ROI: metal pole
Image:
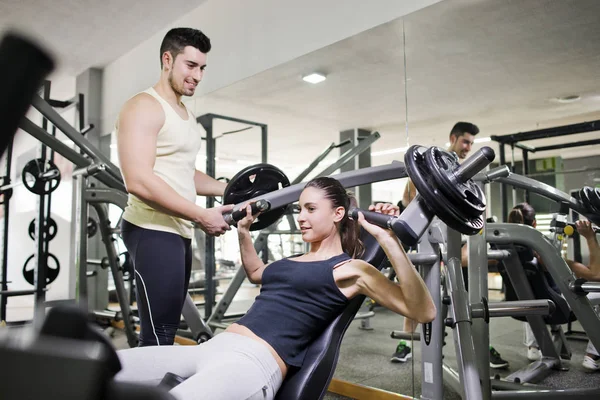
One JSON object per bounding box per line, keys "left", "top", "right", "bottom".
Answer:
{"left": 0, "top": 136, "right": 13, "bottom": 321}
{"left": 467, "top": 205, "right": 491, "bottom": 400}
{"left": 91, "top": 203, "right": 138, "bottom": 347}
{"left": 419, "top": 224, "right": 444, "bottom": 400}
{"left": 204, "top": 117, "right": 216, "bottom": 319}
{"left": 445, "top": 254, "right": 483, "bottom": 400}
{"left": 522, "top": 149, "right": 530, "bottom": 204}
{"left": 74, "top": 173, "right": 88, "bottom": 311}
{"left": 499, "top": 144, "right": 507, "bottom": 222}
{"left": 33, "top": 81, "right": 51, "bottom": 323}
{"left": 261, "top": 125, "right": 268, "bottom": 164}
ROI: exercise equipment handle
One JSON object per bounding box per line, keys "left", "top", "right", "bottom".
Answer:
{"left": 349, "top": 207, "right": 427, "bottom": 246}
{"left": 348, "top": 208, "right": 394, "bottom": 228}
{"left": 455, "top": 146, "right": 495, "bottom": 182}
{"left": 564, "top": 222, "right": 600, "bottom": 236}
{"left": 224, "top": 199, "right": 271, "bottom": 226}
{"left": 570, "top": 278, "right": 600, "bottom": 295}
{"left": 484, "top": 299, "right": 555, "bottom": 318}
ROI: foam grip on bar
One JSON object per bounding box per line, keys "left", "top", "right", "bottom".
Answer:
{"left": 0, "top": 32, "right": 54, "bottom": 157}
{"left": 225, "top": 199, "right": 271, "bottom": 225}
{"left": 349, "top": 208, "right": 393, "bottom": 228}
{"left": 349, "top": 208, "right": 421, "bottom": 245}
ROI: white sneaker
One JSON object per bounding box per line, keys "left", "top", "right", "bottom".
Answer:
{"left": 527, "top": 346, "right": 541, "bottom": 361}
{"left": 582, "top": 355, "right": 600, "bottom": 371}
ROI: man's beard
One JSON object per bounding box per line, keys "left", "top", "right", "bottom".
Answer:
{"left": 168, "top": 70, "right": 190, "bottom": 96}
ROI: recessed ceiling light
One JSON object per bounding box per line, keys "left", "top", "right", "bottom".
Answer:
{"left": 302, "top": 73, "right": 326, "bottom": 84}
{"left": 554, "top": 95, "right": 581, "bottom": 103}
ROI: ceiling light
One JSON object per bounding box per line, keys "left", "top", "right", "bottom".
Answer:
{"left": 302, "top": 73, "right": 326, "bottom": 84}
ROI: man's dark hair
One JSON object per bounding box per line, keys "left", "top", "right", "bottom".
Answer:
{"left": 159, "top": 28, "right": 211, "bottom": 68}
{"left": 449, "top": 122, "right": 479, "bottom": 139}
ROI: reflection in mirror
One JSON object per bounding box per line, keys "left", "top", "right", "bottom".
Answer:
{"left": 167, "top": 0, "right": 600, "bottom": 399}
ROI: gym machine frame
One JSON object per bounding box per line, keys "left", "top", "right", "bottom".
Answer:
{"left": 392, "top": 162, "right": 600, "bottom": 400}
{"left": 18, "top": 95, "right": 138, "bottom": 346}
{"left": 490, "top": 120, "right": 600, "bottom": 221}
{"left": 0, "top": 81, "right": 83, "bottom": 322}
{"left": 196, "top": 113, "right": 268, "bottom": 320}
{"left": 467, "top": 166, "right": 600, "bottom": 399}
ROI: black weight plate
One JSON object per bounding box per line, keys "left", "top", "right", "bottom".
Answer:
{"left": 224, "top": 163, "right": 291, "bottom": 231}
{"left": 585, "top": 187, "right": 600, "bottom": 214}
{"left": 87, "top": 217, "right": 98, "bottom": 238}
{"left": 405, "top": 145, "right": 484, "bottom": 235}
{"left": 22, "top": 253, "right": 60, "bottom": 285}
{"left": 579, "top": 187, "right": 596, "bottom": 213}
{"left": 28, "top": 217, "right": 58, "bottom": 241}
{"left": 22, "top": 158, "right": 61, "bottom": 195}
{"left": 424, "top": 147, "right": 486, "bottom": 218}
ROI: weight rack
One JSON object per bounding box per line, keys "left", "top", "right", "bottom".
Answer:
{"left": 0, "top": 80, "right": 81, "bottom": 322}
{"left": 11, "top": 88, "right": 138, "bottom": 346}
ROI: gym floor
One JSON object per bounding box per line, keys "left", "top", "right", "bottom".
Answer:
{"left": 108, "top": 276, "right": 600, "bottom": 399}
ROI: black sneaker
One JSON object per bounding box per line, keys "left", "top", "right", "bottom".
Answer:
{"left": 391, "top": 340, "right": 412, "bottom": 363}
{"left": 489, "top": 346, "right": 509, "bottom": 369}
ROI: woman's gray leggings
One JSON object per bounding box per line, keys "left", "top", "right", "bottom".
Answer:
{"left": 115, "top": 332, "right": 283, "bottom": 400}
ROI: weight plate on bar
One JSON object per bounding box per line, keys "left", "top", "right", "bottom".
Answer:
{"left": 22, "top": 158, "right": 61, "bottom": 195}
{"left": 22, "top": 253, "right": 60, "bottom": 285}
{"left": 28, "top": 217, "right": 58, "bottom": 241}
{"left": 586, "top": 187, "right": 600, "bottom": 213}
{"left": 404, "top": 145, "right": 484, "bottom": 235}
{"left": 224, "top": 163, "right": 291, "bottom": 231}
{"left": 579, "top": 187, "right": 599, "bottom": 214}
{"left": 87, "top": 217, "right": 98, "bottom": 238}
{"left": 424, "top": 147, "right": 486, "bottom": 218}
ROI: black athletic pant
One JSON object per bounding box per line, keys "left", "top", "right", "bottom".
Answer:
{"left": 121, "top": 219, "right": 192, "bottom": 346}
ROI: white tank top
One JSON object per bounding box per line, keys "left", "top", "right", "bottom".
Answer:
{"left": 120, "top": 87, "right": 202, "bottom": 238}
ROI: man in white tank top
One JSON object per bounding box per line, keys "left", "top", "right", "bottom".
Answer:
{"left": 116, "top": 28, "right": 233, "bottom": 346}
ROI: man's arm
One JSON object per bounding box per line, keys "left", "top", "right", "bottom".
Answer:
{"left": 402, "top": 179, "right": 417, "bottom": 207}
{"left": 194, "top": 170, "right": 227, "bottom": 197}
{"left": 117, "top": 94, "right": 231, "bottom": 235}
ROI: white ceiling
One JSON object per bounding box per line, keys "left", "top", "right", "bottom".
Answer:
{"left": 0, "top": 0, "right": 207, "bottom": 77}
{"left": 189, "top": 0, "right": 600, "bottom": 178}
